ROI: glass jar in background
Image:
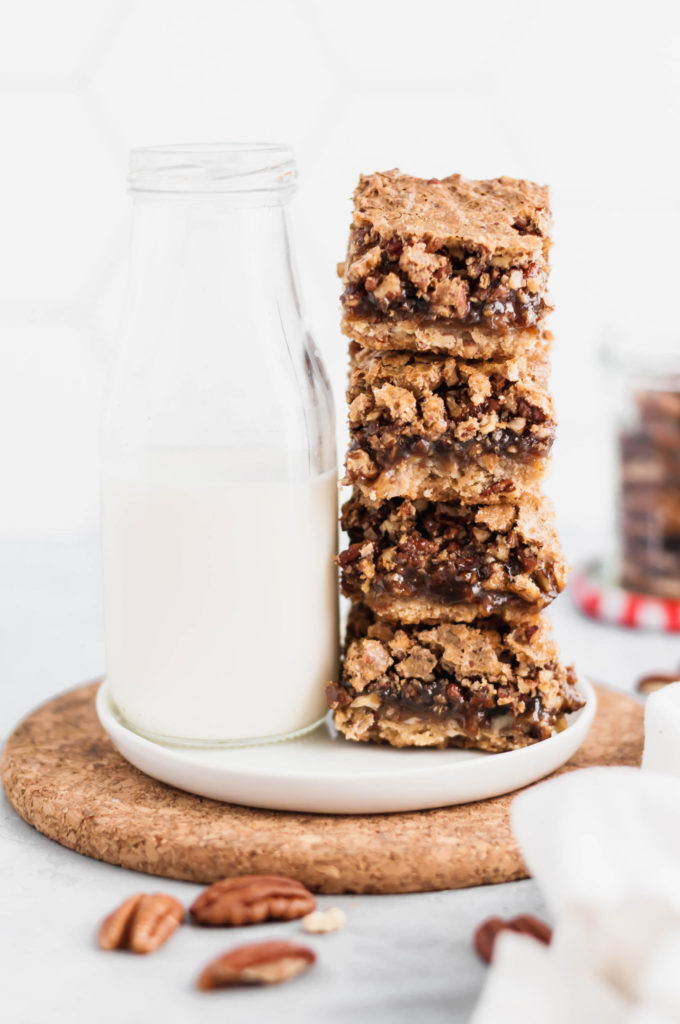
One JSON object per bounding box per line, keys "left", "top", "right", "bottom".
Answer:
{"left": 101, "top": 144, "right": 338, "bottom": 746}
{"left": 604, "top": 339, "right": 680, "bottom": 600}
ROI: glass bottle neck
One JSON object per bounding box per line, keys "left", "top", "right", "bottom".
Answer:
{"left": 103, "top": 186, "right": 335, "bottom": 480}
{"left": 127, "top": 193, "right": 303, "bottom": 331}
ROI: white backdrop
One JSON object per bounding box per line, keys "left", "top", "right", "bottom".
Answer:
{"left": 1, "top": 0, "right": 679, "bottom": 546}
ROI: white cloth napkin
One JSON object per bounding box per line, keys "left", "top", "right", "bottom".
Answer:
{"left": 643, "top": 682, "right": 680, "bottom": 777}
{"left": 471, "top": 683, "right": 680, "bottom": 1024}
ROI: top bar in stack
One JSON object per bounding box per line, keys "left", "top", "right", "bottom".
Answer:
{"left": 340, "top": 170, "right": 552, "bottom": 358}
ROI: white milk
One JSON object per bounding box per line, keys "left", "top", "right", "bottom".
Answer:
{"left": 101, "top": 451, "right": 338, "bottom": 743}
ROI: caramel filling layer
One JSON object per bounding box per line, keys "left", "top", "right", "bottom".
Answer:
{"left": 343, "top": 231, "right": 549, "bottom": 330}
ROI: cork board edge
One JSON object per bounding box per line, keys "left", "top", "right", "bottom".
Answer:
{"left": 1, "top": 681, "right": 642, "bottom": 894}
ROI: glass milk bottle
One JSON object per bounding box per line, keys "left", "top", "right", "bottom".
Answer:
{"left": 101, "top": 144, "right": 338, "bottom": 745}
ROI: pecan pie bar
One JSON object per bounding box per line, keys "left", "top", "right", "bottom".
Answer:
{"left": 340, "top": 170, "right": 552, "bottom": 353}
{"left": 344, "top": 344, "right": 555, "bottom": 505}
{"left": 327, "top": 611, "right": 582, "bottom": 752}
{"left": 339, "top": 494, "right": 566, "bottom": 623}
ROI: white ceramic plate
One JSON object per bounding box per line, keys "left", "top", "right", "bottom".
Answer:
{"left": 96, "top": 676, "right": 596, "bottom": 815}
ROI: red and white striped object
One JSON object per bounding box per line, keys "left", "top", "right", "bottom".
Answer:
{"left": 571, "top": 562, "right": 680, "bottom": 633}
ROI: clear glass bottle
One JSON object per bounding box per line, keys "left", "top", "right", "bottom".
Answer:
{"left": 101, "top": 144, "right": 338, "bottom": 745}
{"left": 604, "top": 337, "right": 680, "bottom": 600}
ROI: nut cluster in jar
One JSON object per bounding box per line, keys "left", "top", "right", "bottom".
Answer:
{"left": 618, "top": 382, "right": 680, "bottom": 600}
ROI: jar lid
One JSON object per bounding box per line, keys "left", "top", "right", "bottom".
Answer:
{"left": 601, "top": 330, "right": 680, "bottom": 380}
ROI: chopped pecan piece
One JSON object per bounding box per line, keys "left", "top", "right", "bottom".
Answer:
{"left": 302, "top": 907, "right": 347, "bottom": 933}
{"left": 197, "top": 940, "right": 316, "bottom": 989}
{"left": 347, "top": 244, "right": 381, "bottom": 283}
{"left": 98, "top": 892, "right": 184, "bottom": 954}
{"left": 398, "top": 241, "right": 449, "bottom": 293}
{"left": 190, "top": 874, "right": 316, "bottom": 927}
{"left": 474, "top": 913, "right": 552, "bottom": 964}
{"left": 372, "top": 272, "right": 402, "bottom": 308}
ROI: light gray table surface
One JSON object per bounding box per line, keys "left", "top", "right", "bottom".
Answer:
{"left": 1, "top": 532, "right": 674, "bottom": 1024}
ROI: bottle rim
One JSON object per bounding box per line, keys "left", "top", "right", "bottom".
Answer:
{"left": 127, "top": 142, "right": 297, "bottom": 196}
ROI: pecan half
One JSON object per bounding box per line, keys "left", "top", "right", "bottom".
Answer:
{"left": 190, "top": 874, "right": 316, "bottom": 927}
{"left": 636, "top": 671, "right": 680, "bottom": 695}
{"left": 474, "top": 914, "right": 552, "bottom": 964}
{"left": 98, "top": 892, "right": 184, "bottom": 953}
{"left": 197, "top": 940, "right": 316, "bottom": 989}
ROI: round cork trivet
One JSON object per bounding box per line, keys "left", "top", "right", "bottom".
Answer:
{"left": 1, "top": 682, "right": 642, "bottom": 894}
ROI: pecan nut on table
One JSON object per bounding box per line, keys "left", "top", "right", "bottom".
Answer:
{"left": 197, "top": 940, "right": 317, "bottom": 990}
{"left": 190, "top": 874, "right": 317, "bottom": 927}
{"left": 98, "top": 892, "right": 184, "bottom": 954}
{"left": 474, "top": 913, "right": 552, "bottom": 964}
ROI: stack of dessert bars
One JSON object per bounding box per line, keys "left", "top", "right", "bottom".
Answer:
{"left": 327, "top": 170, "right": 583, "bottom": 752}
